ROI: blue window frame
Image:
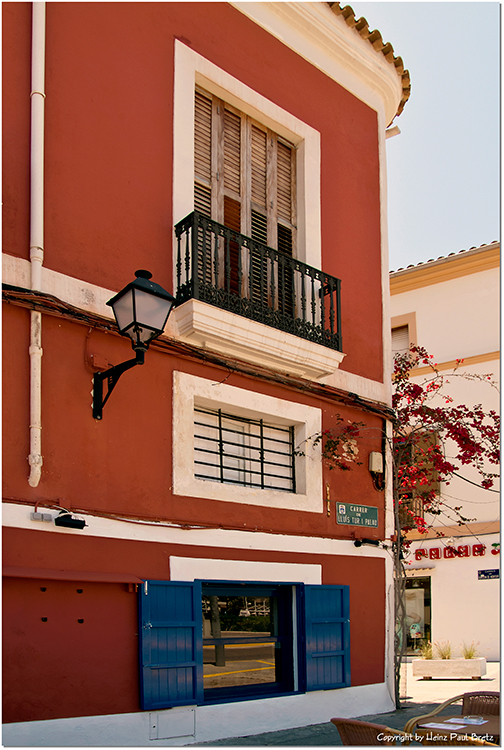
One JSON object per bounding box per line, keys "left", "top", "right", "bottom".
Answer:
{"left": 139, "top": 580, "right": 350, "bottom": 709}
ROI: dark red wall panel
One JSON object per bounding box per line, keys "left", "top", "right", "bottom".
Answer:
{"left": 2, "top": 2, "right": 31, "bottom": 261}
{"left": 2, "top": 576, "right": 139, "bottom": 723}
{"left": 3, "top": 527, "right": 386, "bottom": 722}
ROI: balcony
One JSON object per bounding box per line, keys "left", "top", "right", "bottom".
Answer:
{"left": 172, "top": 212, "right": 345, "bottom": 378}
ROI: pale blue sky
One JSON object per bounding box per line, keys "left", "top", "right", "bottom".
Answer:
{"left": 349, "top": 2, "right": 500, "bottom": 271}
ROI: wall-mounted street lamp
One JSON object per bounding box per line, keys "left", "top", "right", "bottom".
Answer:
{"left": 92, "top": 270, "right": 175, "bottom": 420}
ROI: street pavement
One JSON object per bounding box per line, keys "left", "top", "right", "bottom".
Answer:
{"left": 195, "top": 662, "right": 500, "bottom": 745}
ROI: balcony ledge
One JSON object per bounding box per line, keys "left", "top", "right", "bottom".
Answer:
{"left": 171, "top": 298, "right": 346, "bottom": 379}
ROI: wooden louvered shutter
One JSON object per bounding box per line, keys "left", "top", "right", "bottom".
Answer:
{"left": 194, "top": 89, "right": 212, "bottom": 217}
{"left": 416, "top": 432, "right": 440, "bottom": 496}
{"left": 193, "top": 87, "right": 297, "bottom": 308}
{"left": 223, "top": 107, "right": 241, "bottom": 198}
{"left": 193, "top": 90, "right": 214, "bottom": 289}
{"left": 222, "top": 106, "right": 242, "bottom": 295}
{"left": 248, "top": 125, "right": 268, "bottom": 306}
{"left": 250, "top": 125, "right": 268, "bottom": 244}
{"left": 277, "top": 140, "right": 294, "bottom": 256}
{"left": 276, "top": 140, "right": 295, "bottom": 315}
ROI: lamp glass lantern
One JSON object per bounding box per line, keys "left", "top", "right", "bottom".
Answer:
{"left": 92, "top": 270, "right": 176, "bottom": 419}
{"left": 107, "top": 269, "right": 175, "bottom": 352}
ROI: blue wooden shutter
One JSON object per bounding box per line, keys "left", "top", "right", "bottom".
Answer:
{"left": 304, "top": 584, "right": 350, "bottom": 690}
{"left": 139, "top": 581, "right": 203, "bottom": 710}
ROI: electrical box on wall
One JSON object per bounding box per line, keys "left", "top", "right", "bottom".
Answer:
{"left": 54, "top": 512, "right": 86, "bottom": 530}
{"left": 369, "top": 451, "right": 383, "bottom": 473}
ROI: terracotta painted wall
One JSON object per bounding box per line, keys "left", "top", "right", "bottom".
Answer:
{"left": 4, "top": 2, "right": 390, "bottom": 727}
{"left": 3, "top": 309, "right": 386, "bottom": 539}
{"left": 1, "top": 2, "right": 31, "bottom": 262}
{"left": 3, "top": 527, "right": 386, "bottom": 723}
{"left": 2, "top": 575, "right": 140, "bottom": 723}
{"left": 2, "top": 1, "right": 383, "bottom": 381}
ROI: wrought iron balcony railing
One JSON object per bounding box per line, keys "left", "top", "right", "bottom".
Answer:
{"left": 175, "top": 212, "right": 342, "bottom": 352}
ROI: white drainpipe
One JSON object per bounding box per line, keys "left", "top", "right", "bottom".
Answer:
{"left": 28, "top": 2, "right": 46, "bottom": 487}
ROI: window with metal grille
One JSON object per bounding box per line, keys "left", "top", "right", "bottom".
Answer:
{"left": 194, "top": 407, "right": 296, "bottom": 492}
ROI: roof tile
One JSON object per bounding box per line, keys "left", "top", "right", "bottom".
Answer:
{"left": 327, "top": 2, "right": 411, "bottom": 121}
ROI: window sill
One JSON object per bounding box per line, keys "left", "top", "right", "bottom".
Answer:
{"left": 171, "top": 298, "right": 346, "bottom": 379}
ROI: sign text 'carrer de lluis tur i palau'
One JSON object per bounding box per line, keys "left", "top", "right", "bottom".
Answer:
{"left": 336, "top": 502, "right": 378, "bottom": 528}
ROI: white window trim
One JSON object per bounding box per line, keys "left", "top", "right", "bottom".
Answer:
{"left": 172, "top": 371, "right": 323, "bottom": 512}
{"left": 173, "top": 40, "right": 321, "bottom": 272}
{"left": 169, "top": 556, "right": 322, "bottom": 584}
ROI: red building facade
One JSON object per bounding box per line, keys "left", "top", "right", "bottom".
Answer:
{"left": 3, "top": 2, "right": 408, "bottom": 744}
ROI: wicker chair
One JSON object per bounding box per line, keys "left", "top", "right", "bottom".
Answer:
{"left": 404, "top": 691, "right": 500, "bottom": 735}
{"left": 330, "top": 718, "right": 408, "bottom": 745}
{"left": 462, "top": 692, "right": 500, "bottom": 716}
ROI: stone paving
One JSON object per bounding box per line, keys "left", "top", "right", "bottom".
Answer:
{"left": 194, "top": 662, "right": 500, "bottom": 745}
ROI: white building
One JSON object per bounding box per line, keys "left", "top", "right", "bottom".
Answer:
{"left": 390, "top": 242, "right": 500, "bottom": 661}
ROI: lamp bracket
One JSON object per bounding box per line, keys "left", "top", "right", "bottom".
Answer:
{"left": 93, "top": 349, "right": 144, "bottom": 420}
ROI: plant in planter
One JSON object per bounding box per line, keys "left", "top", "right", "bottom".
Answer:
{"left": 413, "top": 638, "right": 486, "bottom": 680}
{"left": 418, "top": 640, "right": 433, "bottom": 659}
{"left": 461, "top": 641, "right": 480, "bottom": 659}
{"left": 434, "top": 640, "right": 452, "bottom": 659}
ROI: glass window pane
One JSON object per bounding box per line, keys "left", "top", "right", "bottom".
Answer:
{"left": 203, "top": 642, "right": 277, "bottom": 690}
{"left": 202, "top": 594, "right": 280, "bottom": 692}
{"left": 133, "top": 289, "right": 172, "bottom": 331}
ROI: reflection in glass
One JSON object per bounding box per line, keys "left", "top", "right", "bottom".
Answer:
{"left": 202, "top": 595, "right": 280, "bottom": 692}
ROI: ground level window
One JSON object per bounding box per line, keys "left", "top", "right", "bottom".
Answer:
{"left": 138, "top": 580, "right": 350, "bottom": 710}
{"left": 202, "top": 583, "right": 294, "bottom": 699}
{"left": 405, "top": 577, "right": 431, "bottom": 654}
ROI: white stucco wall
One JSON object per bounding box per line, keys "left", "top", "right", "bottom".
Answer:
{"left": 2, "top": 681, "right": 395, "bottom": 746}
{"left": 391, "top": 250, "right": 500, "bottom": 662}
{"left": 407, "top": 533, "right": 500, "bottom": 661}
{"left": 391, "top": 266, "right": 499, "bottom": 362}
{"left": 390, "top": 259, "right": 500, "bottom": 527}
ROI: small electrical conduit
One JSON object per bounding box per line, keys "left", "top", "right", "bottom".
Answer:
{"left": 28, "top": 2, "right": 46, "bottom": 487}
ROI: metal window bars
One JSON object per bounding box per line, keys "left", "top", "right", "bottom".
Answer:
{"left": 194, "top": 407, "right": 296, "bottom": 493}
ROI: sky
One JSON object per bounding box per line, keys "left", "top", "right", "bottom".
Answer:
{"left": 348, "top": 2, "right": 500, "bottom": 271}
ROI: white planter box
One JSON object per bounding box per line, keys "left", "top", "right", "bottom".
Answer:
{"left": 412, "top": 657, "right": 487, "bottom": 680}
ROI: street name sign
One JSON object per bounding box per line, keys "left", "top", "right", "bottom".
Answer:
{"left": 336, "top": 502, "right": 378, "bottom": 527}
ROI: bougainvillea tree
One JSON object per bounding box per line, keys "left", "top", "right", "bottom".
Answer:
{"left": 306, "top": 345, "right": 500, "bottom": 704}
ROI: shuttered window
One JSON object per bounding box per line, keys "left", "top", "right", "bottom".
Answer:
{"left": 398, "top": 432, "right": 440, "bottom": 528}
{"left": 194, "top": 87, "right": 296, "bottom": 255}
{"left": 139, "top": 581, "right": 351, "bottom": 709}
{"left": 392, "top": 325, "right": 410, "bottom": 358}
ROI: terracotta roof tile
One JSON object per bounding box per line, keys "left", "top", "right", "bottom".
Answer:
{"left": 390, "top": 241, "right": 500, "bottom": 275}
{"left": 327, "top": 2, "right": 411, "bottom": 120}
